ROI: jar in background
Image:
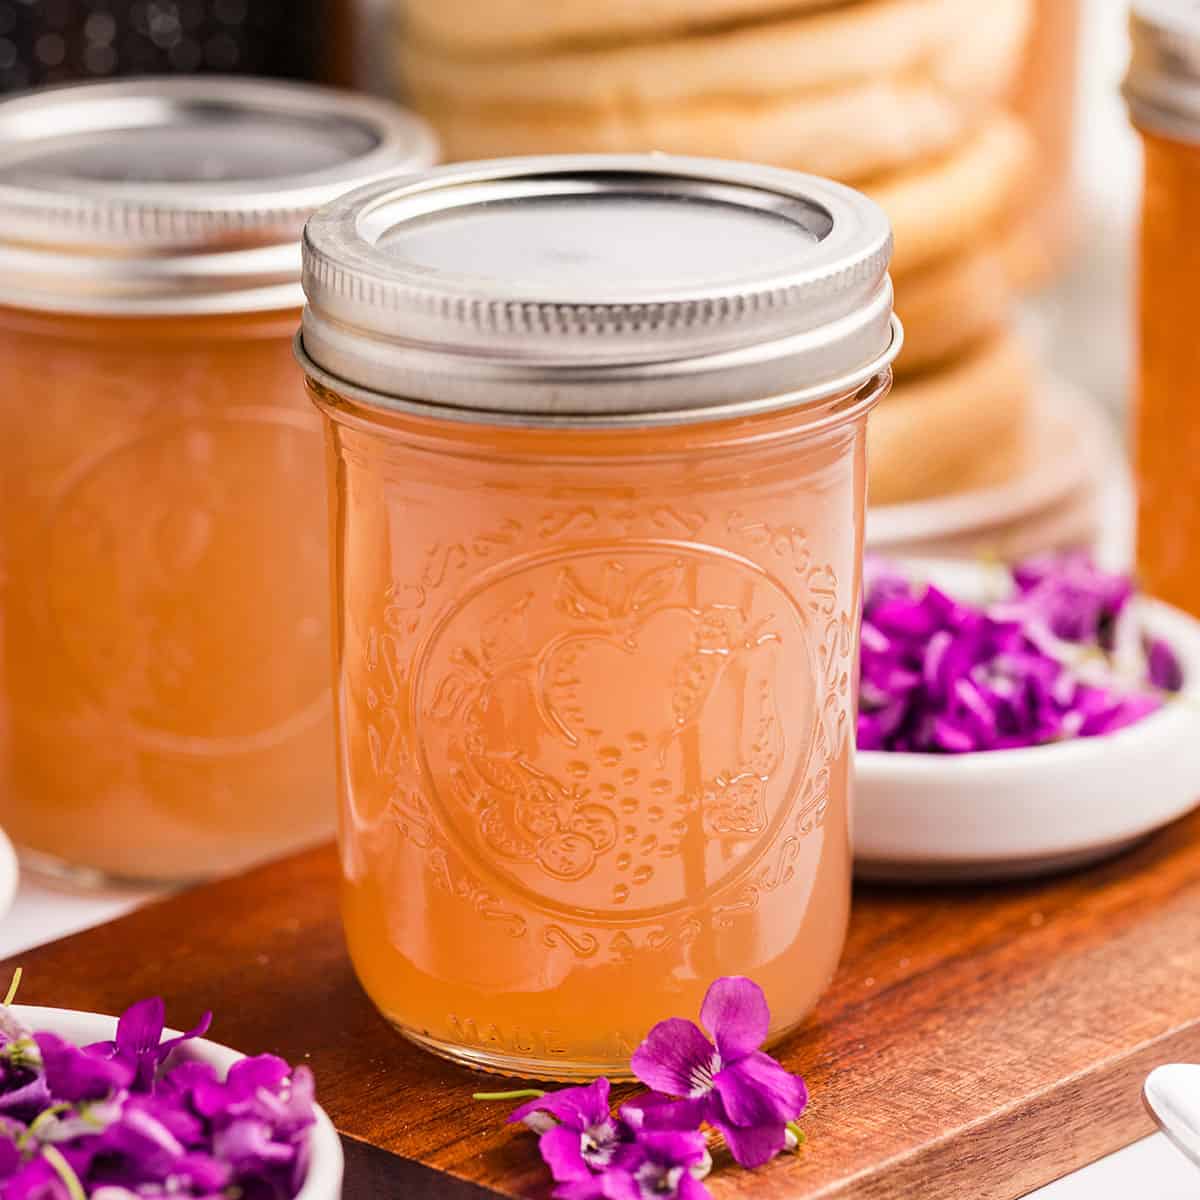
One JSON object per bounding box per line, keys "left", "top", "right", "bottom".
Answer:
{"left": 0, "top": 78, "right": 436, "bottom": 884}
{"left": 1008, "top": 0, "right": 1081, "bottom": 287}
{"left": 1125, "top": 5, "right": 1200, "bottom": 616}
{"left": 299, "top": 156, "right": 900, "bottom": 1077}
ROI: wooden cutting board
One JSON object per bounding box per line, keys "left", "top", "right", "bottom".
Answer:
{"left": 7, "top": 813, "right": 1200, "bottom": 1200}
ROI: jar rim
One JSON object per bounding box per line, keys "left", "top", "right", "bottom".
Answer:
{"left": 1125, "top": 2, "right": 1200, "bottom": 141}
{"left": 296, "top": 322, "right": 900, "bottom": 433}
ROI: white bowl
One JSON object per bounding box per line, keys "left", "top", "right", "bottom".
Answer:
{"left": 854, "top": 561, "right": 1200, "bottom": 881}
{"left": 0, "top": 826, "right": 16, "bottom": 922}
{"left": 11, "top": 1005, "right": 343, "bottom": 1199}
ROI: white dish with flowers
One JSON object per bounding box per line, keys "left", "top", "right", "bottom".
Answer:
{"left": 5, "top": 1004, "right": 343, "bottom": 1199}
{"left": 854, "top": 558, "right": 1200, "bottom": 881}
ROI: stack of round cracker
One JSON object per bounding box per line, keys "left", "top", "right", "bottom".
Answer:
{"left": 399, "top": 0, "right": 1049, "bottom": 510}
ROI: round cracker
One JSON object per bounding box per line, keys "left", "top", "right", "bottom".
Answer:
{"left": 415, "top": 80, "right": 1012, "bottom": 183}
{"left": 893, "top": 240, "right": 1014, "bottom": 378}
{"left": 404, "top": 0, "right": 1031, "bottom": 183}
{"left": 866, "top": 115, "right": 1033, "bottom": 275}
{"left": 869, "top": 332, "right": 1033, "bottom": 505}
{"left": 403, "top": 0, "right": 857, "bottom": 56}
{"left": 402, "top": 0, "right": 964, "bottom": 108}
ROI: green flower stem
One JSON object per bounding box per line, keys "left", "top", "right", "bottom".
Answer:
{"left": 3, "top": 967, "right": 22, "bottom": 1006}
{"left": 472, "top": 1089, "right": 547, "bottom": 1102}
{"left": 20, "top": 1104, "right": 70, "bottom": 1149}
{"left": 79, "top": 1102, "right": 108, "bottom": 1130}
{"left": 786, "top": 1121, "right": 807, "bottom": 1148}
{"left": 43, "top": 1145, "right": 87, "bottom": 1200}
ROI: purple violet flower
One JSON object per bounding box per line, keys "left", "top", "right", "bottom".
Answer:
{"left": 212, "top": 1117, "right": 297, "bottom": 1169}
{"left": 4, "top": 1143, "right": 95, "bottom": 1200}
{"left": 0, "top": 1117, "right": 22, "bottom": 1179}
{"left": 35, "top": 1033, "right": 134, "bottom": 1104}
{"left": 0, "top": 1073, "right": 50, "bottom": 1123}
{"left": 1011, "top": 551, "right": 1133, "bottom": 646}
{"left": 85, "top": 998, "right": 212, "bottom": 1092}
{"left": 509, "top": 1079, "right": 627, "bottom": 1182}
{"left": 553, "top": 1130, "right": 712, "bottom": 1200}
{"left": 630, "top": 977, "right": 807, "bottom": 1169}
{"left": 0, "top": 993, "right": 316, "bottom": 1200}
{"left": 3, "top": 1155, "right": 62, "bottom": 1200}
{"left": 1147, "top": 636, "right": 1185, "bottom": 692}
{"left": 858, "top": 554, "right": 1179, "bottom": 754}
{"left": 0, "top": 1007, "right": 49, "bottom": 1125}
{"left": 192, "top": 1054, "right": 315, "bottom": 1143}
{"left": 92, "top": 1102, "right": 191, "bottom": 1186}
{"left": 619, "top": 1092, "right": 705, "bottom": 1134}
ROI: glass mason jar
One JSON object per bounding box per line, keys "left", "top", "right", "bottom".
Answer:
{"left": 1008, "top": 0, "right": 1081, "bottom": 287}
{"left": 0, "top": 79, "right": 436, "bottom": 885}
{"left": 298, "top": 156, "right": 901, "bottom": 1077}
{"left": 1125, "top": 5, "right": 1200, "bottom": 616}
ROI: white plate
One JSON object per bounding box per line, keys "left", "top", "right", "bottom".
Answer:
{"left": 854, "top": 561, "right": 1200, "bottom": 882}
{"left": 867, "top": 375, "right": 1121, "bottom": 560}
{"left": 0, "top": 827, "right": 16, "bottom": 923}
{"left": 11, "top": 1005, "right": 343, "bottom": 1200}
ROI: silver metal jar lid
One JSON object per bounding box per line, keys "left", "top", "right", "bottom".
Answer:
{"left": 1125, "top": 2, "right": 1200, "bottom": 140}
{"left": 299, "top": 154, "right": 899, "bottom": 422}
{"left": 0, "top": 77, "right": 438, "bottom": 315}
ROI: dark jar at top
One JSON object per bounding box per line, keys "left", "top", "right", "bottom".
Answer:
{"left": 0, "top": 1, "right": 351, "bottom": 93}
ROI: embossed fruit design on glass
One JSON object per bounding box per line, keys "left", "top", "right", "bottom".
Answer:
{"left": 1126, "top": 4, "right": 1200, "bottom": 617}
{"left": 299, "top": 155, "right": 900, "bottom": 1076}
{"left": 0, "top": 79, "right": 435, "bottom": 884}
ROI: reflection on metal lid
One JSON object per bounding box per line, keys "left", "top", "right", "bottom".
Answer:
{"left": 301, "top": 154, "right": 899, "bottom": 420}
{"left": 0, "top": 77, "right": 438, "bottom": 313}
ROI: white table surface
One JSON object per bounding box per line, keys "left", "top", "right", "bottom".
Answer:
{"left": 2, "top": 0, "right": 1197, "bottom": 1194}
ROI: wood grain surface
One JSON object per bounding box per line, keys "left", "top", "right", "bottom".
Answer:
{"left": 6, "top": 813, "right": 1200, "bottom": 1199}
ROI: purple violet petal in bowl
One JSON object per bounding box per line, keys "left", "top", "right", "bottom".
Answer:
{"left": 858, "top": 554, "right": 1181, "bottom": 755}
{"left": 1148, "top": 636, "right": 1185, "bottom": 691}
{"left": 36, "top": 1032, "right": 134, "bottom": 1103}
{"left": 8, "top": 1004, "right": 336, "bottom": 1200}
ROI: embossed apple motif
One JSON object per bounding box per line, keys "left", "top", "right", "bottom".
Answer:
{"left": 539, "top": 560, "right": 780, "bottom": 763}
{"left": 416, "top": 544, "right": 814, "bottom": 916}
